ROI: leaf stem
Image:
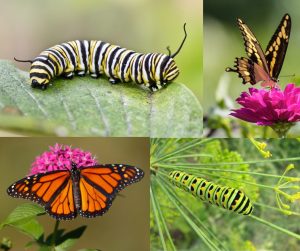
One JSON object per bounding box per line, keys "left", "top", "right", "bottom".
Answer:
{"left": 51, "top": 220, "right": 60, "bottom": 248}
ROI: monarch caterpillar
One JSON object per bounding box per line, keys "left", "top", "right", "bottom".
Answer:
{"left": 169, "top": 171, "right": 253, "bottom": 215}
{"left": 14, "top": 24, "right": 187, "bottom": 92}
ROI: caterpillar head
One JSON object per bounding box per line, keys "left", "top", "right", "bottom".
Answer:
{"left": 14, "top": 57, "right": 50, "bottom": 90}
{"left": 29, "top": 59, "right": 51, "bottom": 90}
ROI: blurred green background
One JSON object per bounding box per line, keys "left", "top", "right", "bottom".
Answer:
{"left": 0, "top": 138, "right": 149, "bottom": 251}
{"left": 0, "top": 0, "right": 202, "bottom": 101}
{"left": 204, "top": 0, "right": 299, "bottom": 114}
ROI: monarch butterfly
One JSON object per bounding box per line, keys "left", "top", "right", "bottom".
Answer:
{"left": 14, "top": 24, "right": 187, "bottom": 92}
{"left": 7, "top": 163, "right": 144, "bottom": 220}
{"left": 169, "top": 171, "right": 253, "bottom": 215}
{"left": 226, "top": 14, "right": 291, "bottom": 88}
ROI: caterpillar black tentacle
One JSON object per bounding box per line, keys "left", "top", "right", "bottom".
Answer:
{"left": 169, "top": 171, "right": 253, "bottom": 215}
{"left": 14, "top": 24, "right": 187, "bottom": 92}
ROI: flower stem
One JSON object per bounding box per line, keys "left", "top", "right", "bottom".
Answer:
{"left": 270, "top": 123, "right": 294, "bottom": 138}
{"left": 51, "top": 220, "right": 60, "bottom": 248}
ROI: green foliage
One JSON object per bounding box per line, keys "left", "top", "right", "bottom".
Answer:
{"left": 0, "top": 203, "right": 94, "bottom": 250}
{"left": 0, "top": 60, "right": 202, "bottom": 137}
{"left": 150, "top": 138, "right": 300, "bottom": 251}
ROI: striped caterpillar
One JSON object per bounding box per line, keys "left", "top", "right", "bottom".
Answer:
{"left": 14, "top": 24, "right": 187, "bottom": 92}
{"left": 169, "top": 171, "right": 253, "bottom": 215}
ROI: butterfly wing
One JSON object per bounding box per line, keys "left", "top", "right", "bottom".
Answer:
{"left": 236, "top": 18, "right": 269, "bottom": 72}
{"left": 265, "top": 13, "right": 291, "bottom": 79}
{"left": 78, "top": 164, "right": 144, "bottom": 218}
{"left": 7, "top": 170, "right": 77, "bottom": 220}
{"left": 227, "top": 57, "right": 277, "bottom": 87}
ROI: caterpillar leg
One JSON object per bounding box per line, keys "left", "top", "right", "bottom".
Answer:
{"left": 63, "top": 72, "right": 74, "bottom": 79}
{"left": 31, "top": 80, "right": 48, "bottom": 90}
{"left": 90, "top": 73, "right": 101, "bottom": 79}
{"left": 109, "top": 78, "right": 120, "bottom": 85}
{"left": 76, "top": 70, "right": 86, "bottom": 77}
{"left": 149, "top": 83, "right": 164, "bottom": 92}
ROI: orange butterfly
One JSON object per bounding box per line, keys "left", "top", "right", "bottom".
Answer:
{"left": 7, "top": 163, "right": 144, "bottom": 220}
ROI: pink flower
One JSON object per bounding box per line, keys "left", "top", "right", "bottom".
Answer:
{"left": 29, "top": 144, "right": 98, "bottom": 175}
{"left": 230, "top": 84, "right": 300, "bottom": 127}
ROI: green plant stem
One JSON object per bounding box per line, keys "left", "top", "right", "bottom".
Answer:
{"left": 157, "top": 178, "right": 223, "bottom": 251}
{"left": 51, "top": 220, "right": 60, "bottom": 248}
{"left": 150, "top": 186, "right": 168, "bottom": 251}
{"left": 151, "top": 139, "right": 213, "bottom": 165}
{"left": 249, "top": 215, "right": 300, "bottom": 240}
{"left": 161, "top": 177, "right": 229, "bottom": 251}
{"left": 155, "top": 165, "right": 295, "bottom": 180}
{"left": 155, "top": 157, "right": 300, "bottom": 166}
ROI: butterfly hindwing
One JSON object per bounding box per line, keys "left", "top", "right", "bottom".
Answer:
{"left": 78, "top": 164, "right": 144, "bottom": 218}
{"left": 7, "top": 170, "right": 77, "bottom": 220}
{"left": 265, "top": 13, "right": 291, "bottom": 79}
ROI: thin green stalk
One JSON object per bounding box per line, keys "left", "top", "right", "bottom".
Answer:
{"left": 253, "top": 202, "right": 300, "bottom": 216}
{"left": 160, "top": 153, "right": 214, "bottom": 160}
{"left": 51, "top": 220, "right": 60, "bottom": 248}
{"left": 155, "top": 165, "right": 295, "bottom": 180}
{"left": 161, "top": 176, "right": 230, "bottom": 251}
{"left": 156, "top": 178, "right": 224, "bottom": 251}
{"left": 150, "top": 186, "right": 168, "bottom": 251}
{"left": 156, "top": 169, "right": 275, "bottom": 191}
{"left": 249, "top": 215, "right": 300, "bottom": 240}
{"left": 151, "top": 139, "right": 213, "bottom": 165}
{"left": 152, "top": 185, "right": 177, "bottom": 251}
{"left": 155, "top": 157, "right": 300, "bottom": 166}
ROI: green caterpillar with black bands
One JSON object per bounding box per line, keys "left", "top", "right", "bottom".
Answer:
{"left": 169, "top": 171, "right": 253, "bottom": 215}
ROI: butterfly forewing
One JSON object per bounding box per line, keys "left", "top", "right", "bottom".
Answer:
{"left": 237, "top": 18, "right": 269, "bottom": 72}
{"left": 265, "top": 13, "right": 291, "bottom": 79}
{"left": 78, "top": 164, "right": 144, "bottom": 218}
{"left": 7, "top": 170, "right": 77, "bottom": 220}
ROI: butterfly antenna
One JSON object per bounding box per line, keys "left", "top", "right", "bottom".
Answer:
{"left": 14, "top": 57, "right": 33, "bottom": 64}
{"left": 280, "top": 74, "right": 295, "bottom": 78}
{"left": 170, "top": 23, "right": 187, "bottom": 58}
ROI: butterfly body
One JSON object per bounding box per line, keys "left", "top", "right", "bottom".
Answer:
{"left": 7, "top": 163, "right": 144, "bottom": 220}
{"left": 226, "top": 14, "right": 291, "bottom": 88}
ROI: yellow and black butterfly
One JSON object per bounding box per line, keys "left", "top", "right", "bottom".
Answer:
{"left": 226, "top": 14, "right": 291, "bottom": 88}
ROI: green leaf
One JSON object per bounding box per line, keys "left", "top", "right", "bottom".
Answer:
{"left": 54, "top": 226, "right": 87, "bottom": 251}
{"left": 0, "top": 204, "right": 44, "bottom": 240}
{"left": 1, "top": 203, "right": 45, "bottom": 228}
{"left": 0, "top": 60, "right": 202, "bottom": 137}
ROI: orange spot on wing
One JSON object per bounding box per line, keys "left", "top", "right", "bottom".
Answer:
{"left": 31, "top": 183, "right": 41, "bottom": 192}
{"left": 63, "top": 199, "right": 70, "bottom": 214}
{"left": 86, "top": 174, "right": 113, "bottom": 193}
{"left": 39, "top": 172, "right": 69, "bottom": 182}
{"left": 95, "top": 201, "right": 101, "bottom": 210}
{"left": 80, "top": 179, "right": 89, "bottom": 211}
{"left": 88, "top": 196, "right": 95, "bottom": 212}
{"left": 102, "top": 175, "right": 118, "bottom": 187}
{"left": 82, "top": 167, "right": 112, "bottom": 175}
{"left": 111, "top": 173, "right": 121, "bottom": 180}
{"left": 18, "top": 184, "right": 25, "bottom": 192}
{"left": 36, "top": 182, "right": 50, "bottom": 197}
{"left": 57, "top": 204, "right": 63, "bottom": 214}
